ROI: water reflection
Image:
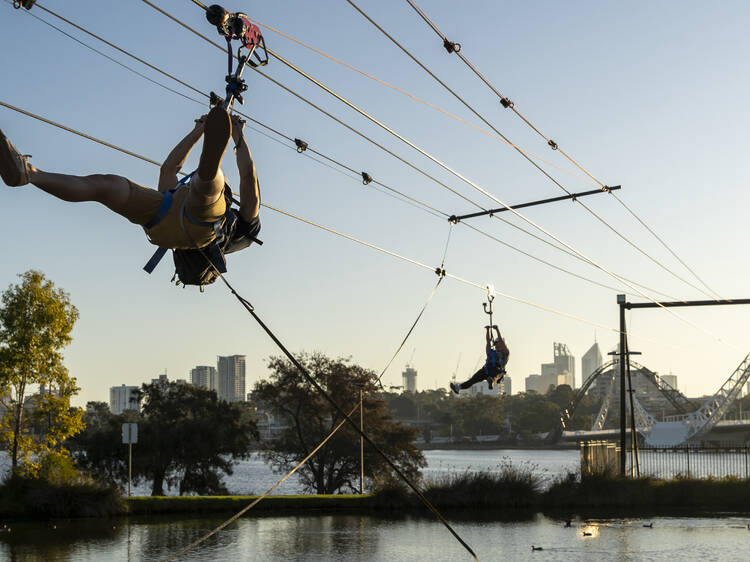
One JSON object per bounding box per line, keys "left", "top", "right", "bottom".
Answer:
{"left": 2, "top": 513, "right": 750, "bottom": 561}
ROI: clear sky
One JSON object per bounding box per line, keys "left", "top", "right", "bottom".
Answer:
{"left": 2, "top": 0, "right": 749, "bottom": 407}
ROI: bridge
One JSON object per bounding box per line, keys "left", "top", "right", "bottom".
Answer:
{"left": 550, "top": 352, "right": 750, "bottom": 446}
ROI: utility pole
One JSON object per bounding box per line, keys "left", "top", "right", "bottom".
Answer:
{"left": 359, "top": 387, "right": 364, "bottom": 495}
{"left": 617, "top": 294, "right": 627, "bottom": 476}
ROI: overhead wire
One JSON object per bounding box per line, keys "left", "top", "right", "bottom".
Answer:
{"left": 25, "top": 0, "right": 731, "bottom": 345}
{"left": 0, "top": 99, "right": 627, "bottom": 336}
{"left": 401, "top": 0, "right": 723, "bottom": 301}
{"left": 332, "top": 0, "right": 733, "bottom": 343}
{"left": 17, "top": 3, "right": 681, "bottom": 302}
{"left": 240, "top": 13, "right": 598, "bottom": 188}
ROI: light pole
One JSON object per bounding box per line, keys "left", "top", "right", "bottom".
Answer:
{"left": 359, "top": 387, "right": 364, "bottom": 494}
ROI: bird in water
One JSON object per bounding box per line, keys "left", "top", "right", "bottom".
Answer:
{"left": 643, "top": 522, "right": 654, "bottom": 528}
{"left": 532, "top": 545, "right": 544, "bottom": 551}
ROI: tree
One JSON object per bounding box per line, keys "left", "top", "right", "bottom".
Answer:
{"left": 0, "top": 270, "right": 83, "bottom": 475}
{"left": 254, "top": 353, "right": 425, "bottom": 494}
{"left": 73, "top": 383, "right": 258, "bottom": 495}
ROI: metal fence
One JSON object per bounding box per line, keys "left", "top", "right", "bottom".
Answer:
{"left": 634, "top": 446, "right": 750, "bottom": 479}
{"left": 580, "top": 441, "right": 750, "bottom": 479}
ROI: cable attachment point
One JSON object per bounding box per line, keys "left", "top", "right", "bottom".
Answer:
{"left": 13, "top": 0, "right": 36, "bottom": 9}
{"left": 448, "top": 215, "right": 459, "bottom": 224}
{"left": 434, "top": 267, "right": 446, "bottom": 278}
{"left": 548, "top": 139, "right": 558, "bottom": 150}
{"left": 443, "top": 38, "right": 461, "bottom": 53}
{"left": 294, "top": 138, "right": 308, "bottom": 153}
{"left": 500, "top": 97, "right": 514, "bottom": 109}
{"left": 361, "top": 172, "right": 373, "bottom": 185}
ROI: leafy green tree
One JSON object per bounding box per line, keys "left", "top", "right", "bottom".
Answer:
{"left": 73, "top": 384, "right": 258, "bottom": 495}
{"left": 255, "top": 353, "right": 425, "bottom": 494}
{"left": 0, "top": 270, "right": 83, "bottom": 475}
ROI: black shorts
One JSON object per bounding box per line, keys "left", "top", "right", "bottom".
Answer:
{"left": 224, "top": 213, "right": 261, "bottom": 255}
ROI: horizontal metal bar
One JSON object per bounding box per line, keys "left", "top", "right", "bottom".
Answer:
{"left": 449, "top": 185, "right": 621, "bottom": 222}
{"left": 626, "top": 298, "right": 750, "bottom": 309}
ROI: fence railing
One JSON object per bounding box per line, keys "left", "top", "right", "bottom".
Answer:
{"left": 580, "top": 441, "right": 750, "bottom": 479}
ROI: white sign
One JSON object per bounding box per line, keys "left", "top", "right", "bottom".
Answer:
{"left": 122, "top": 423, "right": 138, "bottom": 444}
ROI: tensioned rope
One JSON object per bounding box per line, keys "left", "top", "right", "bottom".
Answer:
{"left": 165, "top": 227, "right": 454, "bottom": 560}
{"left": 342, "top": 0, "right": 719, "bottom": 303}
{"left": 0, "top": 99, "right": 628, "bottom": 335}
{"left": 401, "top": 0, "right": 723, "bottom": 301}
{"left": 238, "top": 13, "right": 598, "bottom": 188}
{"left": 20, "top": 0, "right": 727, "bottom": 342}
{"left": 18, "top": 4, "right": 681, "bottom": 302}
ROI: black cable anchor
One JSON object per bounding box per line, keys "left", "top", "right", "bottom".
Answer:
{"left": 500, "top": 97, "right": 514, "bottom": 109}
{"left": 294, "top": 138, "right": 308, "bottom": 153}
{"left": 361, "top": 172, "right": 373, "bottom": 185}
{"left": 443, "top": 38, "right": 461, "bottom": 53}
{"left": 12, "top": 0, "right": 35, "bottom": 8}
{"left": 205, "top": 4, "right": 269, "bottom": 109}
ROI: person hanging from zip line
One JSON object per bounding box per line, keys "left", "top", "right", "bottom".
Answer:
{"left": 450, "top": 325, "right": 509, "bottom": 395}
{"left": 0, "top": 105, "right": 261, "bottom": 286}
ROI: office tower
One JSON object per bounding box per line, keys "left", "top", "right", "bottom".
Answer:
{"left": 191, "top": 365, "right": 217, "bottom": 391}
{"left": 582, "top": 342, "right": 603, "bottom": 385}
{"left": 109, "top": 384, "right": 140, "bottom": 414}
{"left": 218, "top": 355, "right": 246, "bottom": 402}
{"left": 402, "top": 366, "right": 417, "bottom": 393}
{"left": 525, "top": 374, "right": 541, "bottom": 393}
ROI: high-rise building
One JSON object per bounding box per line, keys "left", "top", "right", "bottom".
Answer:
{"left": 538, "top": 343, "right": 575, "bottom": 392}
{"left": 151, "top": 373, "right": 169, "bottom": 386}
{"left": 191, "top": 365, "right": 217, "bottom": 391}
{"left": 109, "top": 385, "right": 140, "bottom": 414}
{"left": 525, "top": 374, "right": 541, "bottom": 393}
{"left": 581, "top": 342, "right": 603, "bottom": 385}
{"left": 218, "top": 355, "right": 246, "bottom": 402}
{"left": 661, "top": 373, "right": 678, "bottom": 390}
{"left": 500, "top": 375, "right": 512, "bottom": 396}
{"left": 402, "top": 366, "right": 417, "bottom": 393}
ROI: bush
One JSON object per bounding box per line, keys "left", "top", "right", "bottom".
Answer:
{"left": 0, "top": 453, "right": 124, "bottom": 519}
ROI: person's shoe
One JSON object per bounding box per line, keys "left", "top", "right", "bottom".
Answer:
{"left": 0, "top": 129, "right": 31, "bottom": 187}
{"left": 450, "top": 382, "right": 460, "bottom": 395}
{"left": 198, "top": 106, "right": 231, "bottom": 181}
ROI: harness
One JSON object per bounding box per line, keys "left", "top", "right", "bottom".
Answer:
{"left": 142, "top": 173, "right": 233, "bottom": 276}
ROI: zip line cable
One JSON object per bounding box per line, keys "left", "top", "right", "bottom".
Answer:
{"left": 401, "top": 0, "right": 723, "bottom": 301}
{"left": 135, "top": 0, "right": 487, "bottom": 213}
{"left": 0, "top": 98, "right": 630, "bottom": 336}
{"left": 342, "top": 0, "right": 718, "bottom": 303}
{"left": 18, "top": 2, "right": 729, "bottom": 343}
{"left": 239, "top": 13, "right": 598, "bottom": 188}
{"left": 21, "top": 3, "right": 677, "bottom": 301}
{"left": 329, "top": 1, "right": 737, "bottom": 341}
{"left": 10, "top": 6, "right": 678, "bottom": 303}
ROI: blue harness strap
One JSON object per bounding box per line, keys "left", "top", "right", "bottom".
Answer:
{"left": 143, "top": 172, "right": 233, "bottom": 275}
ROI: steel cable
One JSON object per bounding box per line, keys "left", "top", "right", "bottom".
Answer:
{"left": 401, "top": 0, "right": 723, "bottom": 301}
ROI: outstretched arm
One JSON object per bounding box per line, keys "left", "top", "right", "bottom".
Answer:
{"left": 158, "top": 116, "right": 206, "bottom": 192}
{"left": 231, "top": 115, "right": 260, "bottom": 220}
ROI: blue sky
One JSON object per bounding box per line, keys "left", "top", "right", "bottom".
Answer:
{"left": 2, "top": 0, "right": 749, "bottom": 406}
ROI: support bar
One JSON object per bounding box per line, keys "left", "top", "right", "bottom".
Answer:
{"left": 626, "top": 298, "right": 750, "bottom": 309}
{"left": 449, "top": 185, "right": 621, "bottom": 223}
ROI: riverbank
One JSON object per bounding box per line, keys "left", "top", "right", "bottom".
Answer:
{"left": 124, "top": 476, "right": 750, "bottom": 518}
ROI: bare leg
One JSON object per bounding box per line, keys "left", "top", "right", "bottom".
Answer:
{"left": 190, "top": 105, "right": 231, "bottom": 208}
{"left": 28, "top": 166, "right": 130, "bottom": 212}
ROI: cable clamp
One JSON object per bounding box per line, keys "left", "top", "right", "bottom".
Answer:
{"left": 443, "top": 38, "right": 461, "bottom": 54}
{"left": 448, "top": 215, "right": 459, "bottom": 224}
{"left": 548, "top": 139, "right": 558, "bottom": 150}
{"left": 13, "top": 0, "right": 36, "bottom": 8}
{"left": 500, "top": 97, "right": 514, "bottom": 109}
{"left": 602, "top": 185, "right": 611, "bottom": 192}
{"left": 434, "top": 267, "right": 446, "bottom": 278}
{"left": 361, "top": 172, "right": 373, "bottom": 185}
{"left": 294, "top": 138, "right": 308, "bottom": 153}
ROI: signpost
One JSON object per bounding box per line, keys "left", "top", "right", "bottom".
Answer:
{"left": 122, "top": 423, "right": 138, "bottom": 497}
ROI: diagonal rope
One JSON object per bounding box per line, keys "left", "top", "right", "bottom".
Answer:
{"left": 24, "top": 0, "right": 683, "bottom": 302}
{"left": 401, "top": 0, "right": 723, "bottom": 301}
